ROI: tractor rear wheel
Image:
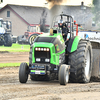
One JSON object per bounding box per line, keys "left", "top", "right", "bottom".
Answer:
{"left": 59, "top": 64, "right": 69, "bottom": 85}
{"left": 19, "top": 63, "right": 29, "bottom": 83}
{"left": 68, "top": 40, "right": 93, "bottom": 83}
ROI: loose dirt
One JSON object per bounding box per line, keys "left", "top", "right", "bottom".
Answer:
{"left": 0, "top": 52, "right": 29, "bottom": 63}
{"left": 0, "top": 52, "right": 100, "bottom": 100}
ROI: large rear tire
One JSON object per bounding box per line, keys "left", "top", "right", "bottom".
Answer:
{"left": 19, "top": 63, "right": 29, "bottom": 83}
{"left": 4, "top": 34, "right": 12, "bottom": 46}
{"left": 59, "top": 64, "right": 69, "bottom": 85}
{"left": 68, "top": 40, "right": 93, "bottom": 83}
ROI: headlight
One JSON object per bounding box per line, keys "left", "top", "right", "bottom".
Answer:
{"left": 38, "top": 48, "right": 41, "bottom": 51}
{"left": 41, "top": 48, "right": 44, "bottom": 51}
{"left": 44, "top": 48, "right": 46, "bottom": 51}
{"left": 35, "top": 48, "right": 38, "bottom": 50}
{"left": 45, "top": 59, "right": 50, "bottom": 62}
{"left": 47, "top": 48, "right": 49, "bottom": 51}
{"left": 35, "top": 47, "right": 50, "bottom": 51}
{"left": 36, "top": 58, "right": 40, "bottom": 62}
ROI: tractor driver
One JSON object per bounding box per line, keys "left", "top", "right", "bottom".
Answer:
{"left": 58, "top": 20, "right": 69, "bottom": 41}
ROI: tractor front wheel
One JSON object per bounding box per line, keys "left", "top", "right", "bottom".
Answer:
{"left": 59, "top": 64, "right": 69, "bottom": 85}
{"left": 19, "top": 63, "right": 29, "bottom": 83}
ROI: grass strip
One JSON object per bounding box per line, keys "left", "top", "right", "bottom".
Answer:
{"left": 0, "top": 43, "right": 30, "bottom": 67}
{"left": 0, "top": 43, "right": 30, "bottom": 52}
{"left": 0, "top": 62, "right": 29, "bottom": 67}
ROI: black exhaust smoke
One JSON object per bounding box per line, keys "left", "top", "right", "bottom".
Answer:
{"left": 39, "top": 8, "right": 48, "bottom": 32}
{"left": 46, "top": 0, "right": 67, "bottom": 9}
{"left": 49, "top": 5, "right": 63, "bottom": 27}
{"left": 39, "top": 0, "right": 68, "bottom": 32}
{"left": 46, "top": 0, "right": 67, "bottom": 27}
{"left": 46, "top": 0, "right": 64, "bottom": 3}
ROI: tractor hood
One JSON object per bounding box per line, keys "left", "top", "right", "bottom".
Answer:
{"left": 32, "top": 40, "right": 65, "bottom": 65}
{"left": 31, "top": 33, "right": 65, "bottom": 65}
{"left": 34, "top": 33, "right": 65, "bottom": 53}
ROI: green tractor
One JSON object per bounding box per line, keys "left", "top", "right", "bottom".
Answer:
{"left": 19, "top": 14, "right": 93, "bottom": 85}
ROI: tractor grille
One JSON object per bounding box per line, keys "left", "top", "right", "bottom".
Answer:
{"left": 35, "top": 47, "right": 50, "bottom": 63}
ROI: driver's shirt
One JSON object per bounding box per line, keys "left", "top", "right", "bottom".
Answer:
{"left": 62, "top": 27, "right": 69, "bottom": 35}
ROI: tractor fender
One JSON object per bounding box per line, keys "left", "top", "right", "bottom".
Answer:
{"left": 67, "top": 36, "right": 81, "bottom": 53}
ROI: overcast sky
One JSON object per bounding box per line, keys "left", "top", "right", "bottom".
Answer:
{"left": 0, "top": 0, "right": 92, "bottom": 7}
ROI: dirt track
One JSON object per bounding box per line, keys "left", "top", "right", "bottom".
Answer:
{"left": 0, "top": 52, "right": 29, "bottom": 63}
{"left": 0, "top": 52, "right": 100, "bottom": 100}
